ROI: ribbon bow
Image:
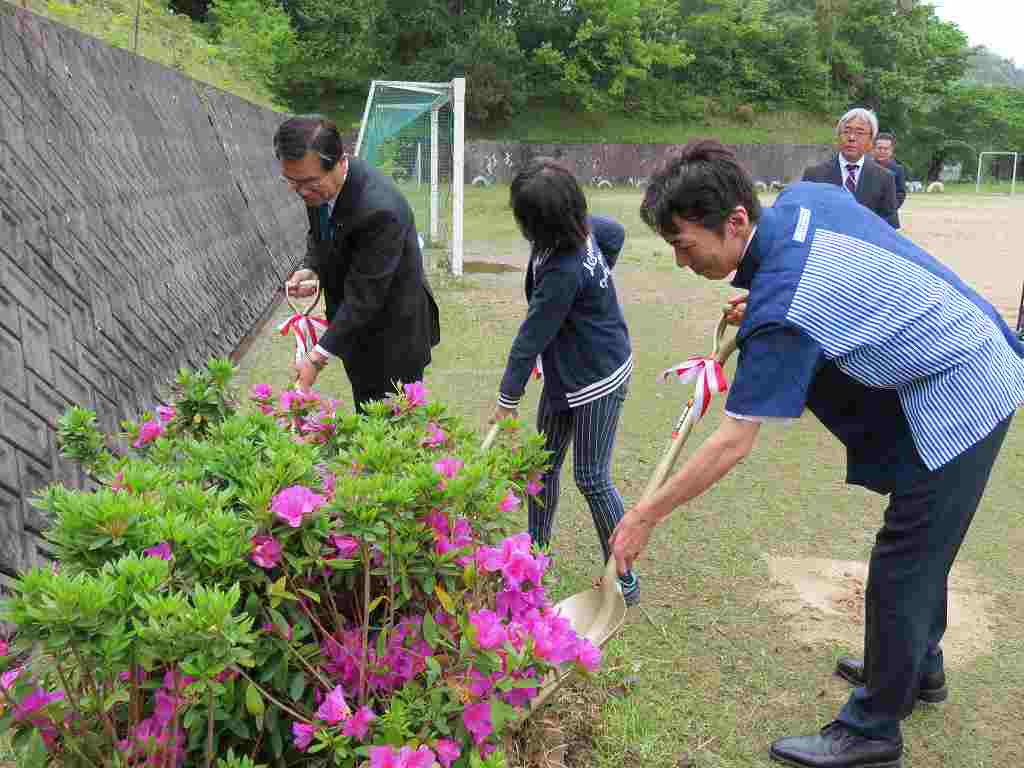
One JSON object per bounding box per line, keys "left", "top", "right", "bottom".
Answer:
{"left": 660, "top": 357, "right": 729, "bottom": 423}
{"left": 278, "top": 313, "right": 330, "bottom": 366}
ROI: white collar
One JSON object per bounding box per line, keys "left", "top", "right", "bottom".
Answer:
{"left": 838, "top": 153, "right": 866, "bottom": 173}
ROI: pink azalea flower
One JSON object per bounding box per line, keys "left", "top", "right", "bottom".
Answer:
{"left": 271, "top": 485, "right": 327, "bottom": 528}
{"left": 330, "top": 535, "right": 360, "bottom": 560}
{"left": 111, "top": 471, "right": 128, "bottom": 492}
{"left": 435, "top": 739, "right": 461, "bottom": 768}
{"left": 401, "top": 746, "right": 437, "bottom": 768}
{"left": 292, "top": 722, "right": 316, "bottom": 752}
{"left": 280, "top": 388, "right": 319, "bottom": 412}
{"left": 316, "top": 685, "right": 350, "bottom": 725}
{"left": 451, "top": 517, "right": 473, "bottom": 547}
{"left": 143, "top": 541, "right": 173, "bottom": 561}
{"left": 250, "top": 535, "right": 282, "bottom": 569}
{"left": 341, "top": 705, "right": 376, "bottom": 741}
{"left": 133, "top": 420, "right": 164, "bottom": 448}
{"left": 498, "top": 490, "right": 521, "bottom": 514}
{"left": 433, "top": 457, "right": 464, "bottom": 480}
{"left": 462, "top": 700, "right": 493, "bottom": 745}
{"left": 0, "top": 639, "right": 9, "bottom": 658}
{"left": 525, "top": 473, "right": 544, "bottom": 497}
{"left": 369, "top": 745, "right": 401, "bottom": 768}
{"left": 404, "top": 381, "right": 428, "bottom": 408}
{"left": 577, "top": 639, "right": 602, "bottom": 673}
{"left": 470, "top": 609, "right": 508, "bottom": 650}
{"left": 421, "top": 421, "right": 446, "bottom": 448}
{"left": 251, "top": 383, "right": 273, "bottom": 401}
{"left": 1, "top": 667, "right": 24, "bottom": 690}
{"left": 156, "top": 405, "right": 176, "bottom": 424}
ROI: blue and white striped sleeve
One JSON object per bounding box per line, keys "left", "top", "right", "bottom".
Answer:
{"left": 725, "top": 325, "right": 824, "bottom": 421}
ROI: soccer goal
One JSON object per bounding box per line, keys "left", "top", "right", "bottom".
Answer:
{"left": 355, "top": 78, "right": 466, "bottom": 276}
{"left": 975, "top": 151, "right": 1018, "bottom": 194}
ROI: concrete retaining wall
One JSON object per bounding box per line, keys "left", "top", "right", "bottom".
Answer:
{"left": 0, "top": 3, "right": 305, "bottom": 580}
{"left": 465, "top": 140, "right": 833, "bottom": 188}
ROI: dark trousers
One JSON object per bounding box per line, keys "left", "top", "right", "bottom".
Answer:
{"left": 837, "top": 415, "right": 1013, "bottom": 740}
{"left": 528, "top": 379, "right": 638, "bottom": 602}
{"left": 344, "top": 360, "right": 426, "bottom": 415}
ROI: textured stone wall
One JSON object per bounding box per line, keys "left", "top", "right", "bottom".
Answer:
{"left": 0, "top": 4, "right": 306, "bottom": 581}
{"left": 466, "top": 140, "right": 833, "bottom": 188}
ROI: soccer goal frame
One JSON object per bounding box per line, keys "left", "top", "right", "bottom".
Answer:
{"left": 975, "top": 151, "right": 1018, "bottom": 194}
{"left": 354, "top": 78, "right": 466, "bottom": 276}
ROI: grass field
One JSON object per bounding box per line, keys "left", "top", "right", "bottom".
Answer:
{"left": 238, "top": 188, "right": 1024, "bottom": 767}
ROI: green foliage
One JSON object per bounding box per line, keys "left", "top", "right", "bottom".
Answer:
{"left": 207, "top": 0, "right": 297, "bottom": 84}
{"left": 533, "top": 0, "right": 693, "bottom": 113}
{"left": 2, "top": 361, "right": 575, "bottom": 767}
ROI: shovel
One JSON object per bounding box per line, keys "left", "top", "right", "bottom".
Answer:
{"left": 523, "top": 313, "right": 739, "bottom": 714}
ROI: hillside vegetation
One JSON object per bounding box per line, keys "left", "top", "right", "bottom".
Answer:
{"left": 14, "top": 0, "right": 1024, "bottom": 179}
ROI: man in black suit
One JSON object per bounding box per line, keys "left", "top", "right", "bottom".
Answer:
{"left": 802, "top": 108, "right": 900, "bottom": 228}
{"left": 275, "top": 115, "right": 440, "bottom": 412}
{"left": 873, "top": 132, "right": 907, "bottom": 225}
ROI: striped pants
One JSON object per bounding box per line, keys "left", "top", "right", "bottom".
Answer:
{"left": 529, "top": 378, "right": 639, "bottom": 604}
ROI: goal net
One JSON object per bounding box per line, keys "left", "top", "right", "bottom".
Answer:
{"left": 355, "top": 79, "right": 466, "bottom": 275}
{"left": 975, "top": 151, "right": 1019, "bottom": 194}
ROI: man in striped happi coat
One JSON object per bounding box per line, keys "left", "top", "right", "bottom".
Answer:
{"left": 610, "top": 140, "right": 1024, "bottom": 768}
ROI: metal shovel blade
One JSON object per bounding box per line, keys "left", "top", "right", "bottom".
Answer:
{"left": 525, "top": 315, "right": 738, "bottom": 717}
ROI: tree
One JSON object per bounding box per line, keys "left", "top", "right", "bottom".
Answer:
{"left": 532, "top": 0, "right": 693, "bottom": 112}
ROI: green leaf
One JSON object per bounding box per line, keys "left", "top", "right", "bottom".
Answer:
{"left": 22, "top": 728, "right": 47, "bottom": 768}
{"left": 297, "top": 588, "right": 321, "bottom": 604}
{"left": 245, "top": 682, "right": 266, "bottom": 718}
{"left": 422, "top": 611, "right": 439, "bottom": 648}
{"left": 289, "top": 671, "right": 306, "bottom": 701}
{"left": 434, "top": 584, "right": 455, "bottom": 614}
{"left": 367, "top": 594, "right": 386, "bottom": 614}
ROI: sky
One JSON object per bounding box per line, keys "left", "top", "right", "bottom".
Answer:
{"left": 929, "top": 0, "right": 1023, "bottom": 64}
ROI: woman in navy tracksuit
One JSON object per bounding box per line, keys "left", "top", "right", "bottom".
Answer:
{"left": 490, "top": 158, "right": 638, "bottom": 605}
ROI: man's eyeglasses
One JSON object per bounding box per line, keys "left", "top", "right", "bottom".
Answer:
{"left": 281, "top": 173, "right": 328, "bottom": 193}
{"left": 841, "top": 128, "right": 872, "bottom": 139}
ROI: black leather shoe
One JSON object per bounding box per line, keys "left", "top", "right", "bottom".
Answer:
{"left": 770, "top": 722, "right": 903, "bottom": 768}
{"left": 835, "top": 657, "right": 948, "bottom": 703}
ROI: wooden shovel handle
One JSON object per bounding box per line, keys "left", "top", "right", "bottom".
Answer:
{"left": 641, "top": 315, "right": 738, "bottom": 500}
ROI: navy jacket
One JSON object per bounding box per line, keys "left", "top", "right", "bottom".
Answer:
{"left": 802, "top": 154, "right": 899, "bottom": 229}
{"left": 499, "top": 216, "right": 632, "bottom": 412}
{"left": 303, "top": 159, "right": 440, "bottom": 378}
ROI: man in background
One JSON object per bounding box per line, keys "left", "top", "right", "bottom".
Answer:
{"left": 803, "top": 108, "right": 899, "bottom": 228}
{"left": 873, "top": 132, "right": 907, "bottom": 227}
{"left": 275, "top": 115, "right": 440, "bottom": 412}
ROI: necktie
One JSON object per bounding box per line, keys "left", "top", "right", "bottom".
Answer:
{"left": 319, "top": 204, "right": 332, "bottom": 241}
{"left": 845, "top": 164, "right": 858, "bottom": 194}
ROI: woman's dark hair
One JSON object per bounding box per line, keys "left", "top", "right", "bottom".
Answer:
{"left": 273, "top": 115, "right": 344, "bottom": 169}
{"left": 510, "top": 158, "right": 589, "bottom": 252}
{"left": 640, "top": 140, "right": 761, "bottom": 236}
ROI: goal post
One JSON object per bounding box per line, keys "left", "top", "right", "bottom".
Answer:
{"left": 355, "top": 78, "right": 466, "bottom": 276}
{"left": 975, "top": 151, "right": 1018, "bottom": 194}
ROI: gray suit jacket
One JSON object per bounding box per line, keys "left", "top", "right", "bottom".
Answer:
{"left": 802, "top": 155, "right": 899, "bottom": 229}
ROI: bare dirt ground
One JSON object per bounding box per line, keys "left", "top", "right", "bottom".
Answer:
{"left": 463, "top": 190, "right": 1024, "bottom": 328}
{"left": 900, "top": 194, "right": 1024, "bottom": 327}
{"left": 764, "top": 556, "right": 997, "bottom": 667}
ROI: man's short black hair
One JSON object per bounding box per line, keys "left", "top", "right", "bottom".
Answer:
{"left": 273, "top": 115, "right": 344, "bottom": 168}
{"left": 876, "top": 132, "right": 896, "bottom": 145}
{"left": 641, "top": 140, "right": 762, "bottom": 236}
{"left": 510, "top": 157, "right": 589, "bottom": 252}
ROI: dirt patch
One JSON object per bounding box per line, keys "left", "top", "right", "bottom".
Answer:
{"left": 764, "top": 556, "right": 996, "bottom": 666}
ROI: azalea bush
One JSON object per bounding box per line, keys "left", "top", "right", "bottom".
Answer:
{"left": 0, "top": 359, "right": 602, "bottom": 768}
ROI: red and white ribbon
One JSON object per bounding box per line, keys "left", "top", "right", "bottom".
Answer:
{"left": 278, "top": 313, "right": 330, "bottom": 366}
{"left": 660, "top": 357, "right": 729, "bottom": 421}
{"left": 533, "top": 355, "right": 543, "bottom": 380}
